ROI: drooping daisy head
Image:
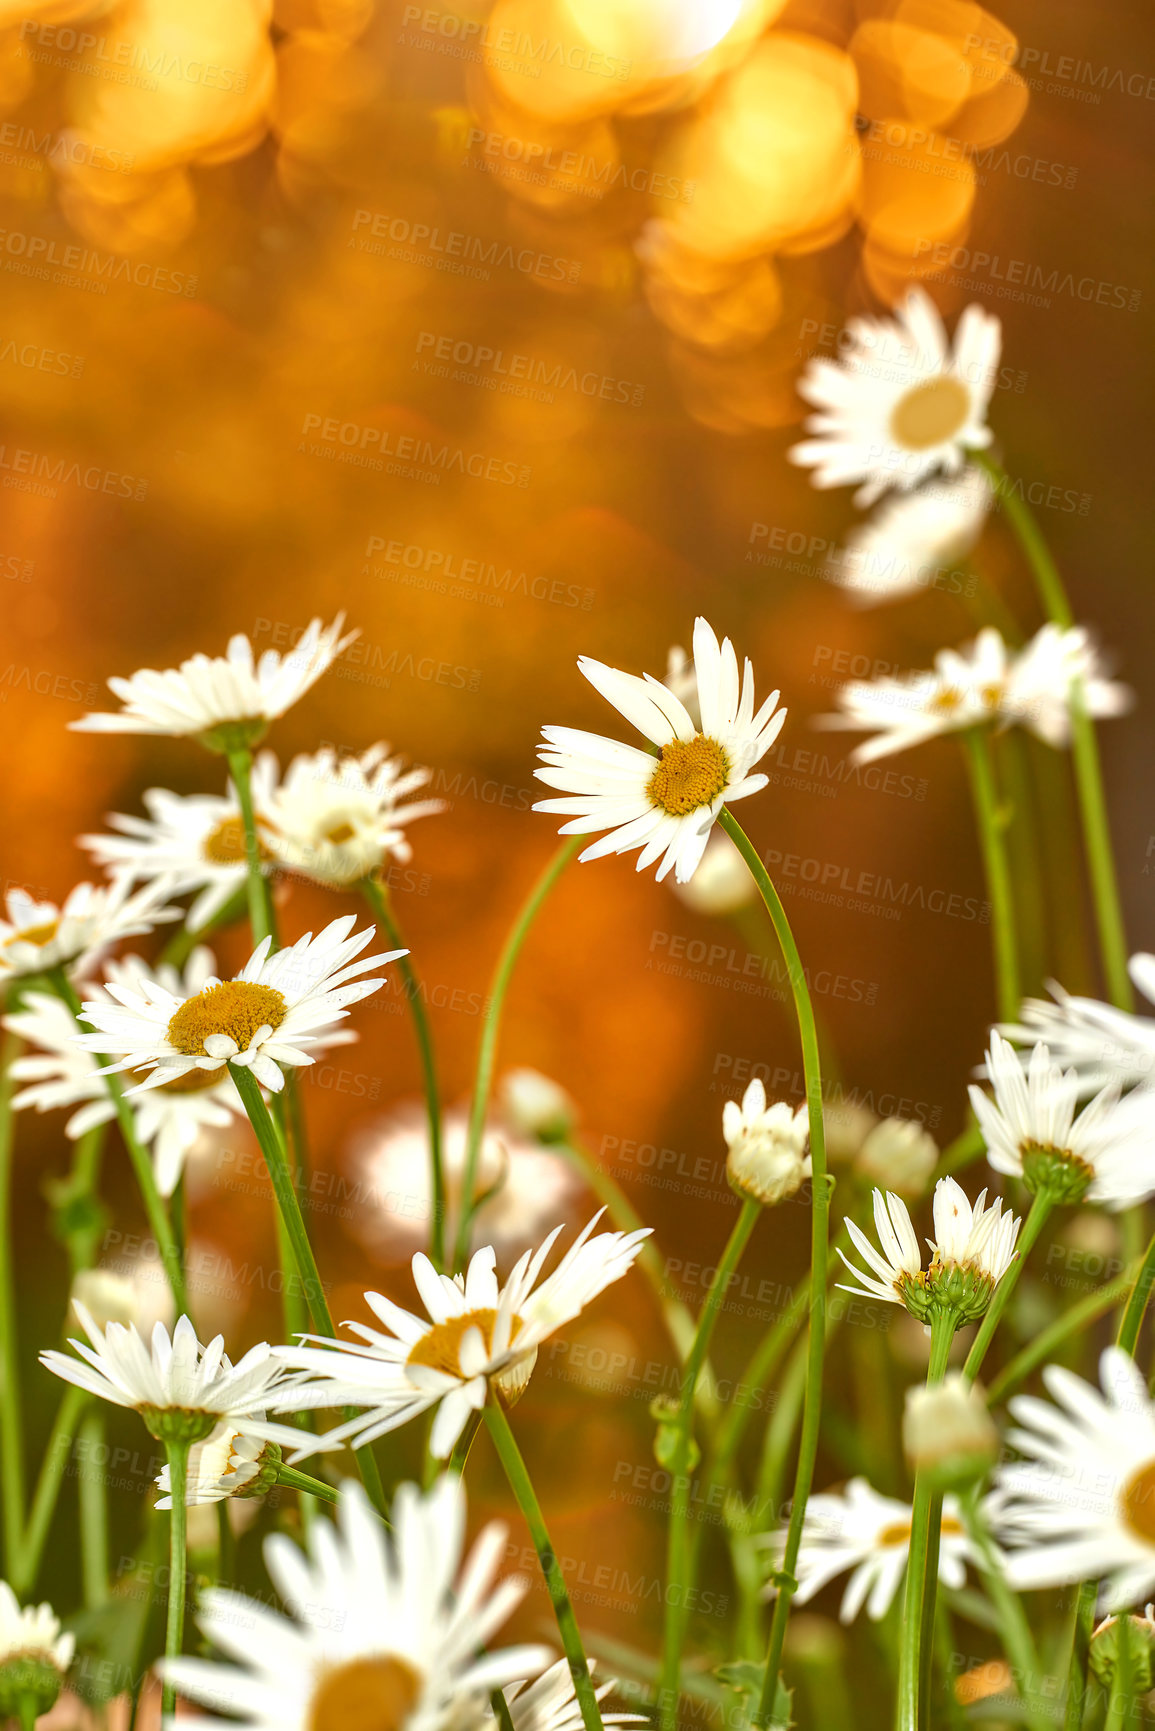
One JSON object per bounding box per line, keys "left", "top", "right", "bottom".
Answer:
{"left": 155, "top": 1423, "right": 279, "bottom": 1508}
{"left": 991, "top": 1347, "right": 1155, "bottom": 1611}
{"left": 79, "top": 756, "right": 279, "bottom": 933}
{"left": 0, "top": 1582, "right": 74, "bottom": 1724}
{"left": 39, "top": 1308, "right": 310, "bottom": 1448}
{"left": 73, "top": 915, "right": 399, "bottom": 1097}
{"left": 72, "top": 614, "right": 358, "bottom": 750}
{"left": 160, "top": 1477, "right": 552, "bottom": 1731}
{"left": 262, "top": 743, "right": 444, "bottom": 889}
{"left": 969, "top": 1031, "right": 1155, "bottom": 1209}
{"left": 837, "top": 1177, "right": 1019, "bottom": 1324}
{"left": 1003, "top": 625, "right": 1132, "bottom": 748}
{"left": 534, "top": 617, "right": 786, "bottom": 884}
{"left": 502, "top": 1659, "right": 643, "bottom": 1731}
{"left": 0, "top": 880, "right": 178, "bottom": 986}
{"left": 277, "top": 1211, "right": 651, "bottom": 1461}
{"left": 722, "top": 1079, "right": 811, "bottom": 1208}
{"left": 1001, "top": 956, "right": 1155, "bottom": 1095}
{"left": 789, "top": 289, "right": 1001, "bottom": 507}
{"left": 815, "top": 627, "right": 1012, "bottom": 763}
{"left": 829, "top": 467, "right": 991, "bottom": 606}
{"left": 763, "top": 1477, "right": 974, "bottom": 1623}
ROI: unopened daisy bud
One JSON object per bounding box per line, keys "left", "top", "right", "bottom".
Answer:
{"left": 723, "top": 1081, "right": 811, "bottom": 1208}
{"left": 856, "top": 1118, "right": 938, "bottom": 1197}
{"left": 1089, "top": 1606, "right": 1155, "bottom": 1693}
{"left": 903, "top": 1374, "right": 999, "bottom": 1490}
{"left": 823, "top": 1101, "right": 879, "bottom": 1165}
{"left": 69, "top": 1268, "right": 140, "bottom": 1331}
{"left": 500, "top": 1068, "right": 575, "bottom": 1144}
{"left": 671, "top": 831, "right": 756, "bottom": 915}
{"left": 0, "top": 1585, "right": 73, "bottom": 1724}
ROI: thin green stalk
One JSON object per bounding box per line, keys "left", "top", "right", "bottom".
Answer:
{"left": 275, "top": 1465, "right": 341, "bottom": 1506}
{"left": 1063, "top": 1581, "right": 1097, "bottom": 1731}
{"left": 0, "top": 1024, "right": 26, "bottom": 1576}
{"left": 1117, "top": 1229, "right": 1155, "bottom": 1355}
{"left": 454, "top": 836, "right": 581, "bottom": 1271}
{"left": 161, "top": 1438, "right": 190, "bottom": 1720}
{"left": 484, "top": 1401, "right": 603, "bottom": 1731}
{"left": 962, "top": 729, "right": 1021, "bottom": 1023}
{"left": 963, "top": 1189, "right": 1055, "bottom": 1383}
{"left": 51, "top": 1120, "right": 109, "bottom": 1274}
{"left": 897, "top": 1312, "right": 958, "bottom": 1731}
{"left": 78, "top": 1406, "right": 109, "bottom": 1608}
{"left": 659, "top": 1197, "right": 761, "bottom": 1726}
{"left": 972, "top": 449, "right": 1132, "bottom": 1011}
{"left": 362, "top": 875, "right": 445, "bottom": 1270}
{"left": 986, "top": 1261, "right": 1138, "bottom": 1407}
{"left": 226, "top": 747, "right": 273, "bottom": 947}
{"left": 959, "top": 1488, "right": 1049, "bottom": 1731}
{"left": 718, "top": 811, "right": 830, "bottom": 1730}
{"left": 228, "top": 1062, "right": 385, "bottom": 1515}
{"left": 10, "top": 1383, "right": 86, "bottom": 1595}
{"left": 49, "top": 971, "right": 187, "bottom": 1315}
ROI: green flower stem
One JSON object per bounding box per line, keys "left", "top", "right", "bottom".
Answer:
{"left": 897, "top": 1312, "right": 959, "bottom": 1731}
{"left": 0, "top": 1024, "right": 26, "bottom": 1577}
{"left": 972, "top": 449, "right": 1132, "bottom": 1012}
{"left": 985, "top": 1261, "right": 1138, "bottom": 1407}
{"left": 659, "top": 1196, "right": 762, "bottom": 1728}
{"left": 49, "top": 971, "right": 188, "bottom": 1316}
{"left": 53, "top": 1121, "right": 109, "bottom": 1275}
{"left": 225, "top": 747, "right": 274, "bottom": 947}
{"left": 78, "top": 1406, "right": 109, "bottom": 1608}
{"left": 10, "top": 1384, "right": 86, "bottom": 1595}
{"left": 961, "top": 729, "right": 1021, "bottom": 1023}
{"left": 963, "top": 1189, "right": 1056, "bottom": 1384}
{"left": 454, "top": 835, "right": 581, "bottom": 1273}
{"left": 484, "top": 1400, "right": 603, "bottom": 1731}
{"left": 1116, "top": 1227, "right": 1155, "bottom": 1354}
{"left": 228, "top": 1062, "right": 385, "bottom": 1515}
{"left": 274, "top": 1465, "right": 341, "bottom": 1507}
{"left": 362, "top": 875, "right": 445, "bottom": 1270}
{"left": 557, "top": 1136, "right": 719, "bottom": 1424}
{"left": 1062, "top": 1581, "right": 1098, "bottom": 1731}
{"left": 159, "top": 883, "right": 250, "bottom": 970}
{"left": 959, "top": 1488, "right": 1049, "bottom": 1731}
{"left": 161, "top": 1438, "right": 190, "bottom": 1720}
{"left": 717, "top": 810, "right": 830, "bottom": 1730}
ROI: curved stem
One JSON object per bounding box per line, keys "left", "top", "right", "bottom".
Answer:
{"left": 659, "top": 1197, "right": 761, "bottom": 1726}
{"left": 0, "top": 1024, "right": 26, "bottom": 1576}
{"left": 10, "top": 1383, "right": 86, "bottom": 1595}
{"left": 1117, "top": 1231, "right": 1155, "bottom": 1355}
{"left": 961, "top": 729, "right": 1021, "bottom": 1023}
{"left": 362, "top": 876, "right": 445, "bottom": 1270}
{"left": 897, "top": 1312, "right": 958, "bottom": 1731}
{"left": 971, "top": 451, "right": 1073, "bottom": 628}
{"left": 963, "top": 1190, "right": 1055, "bottom": 1384}
{"left": 986, "top": 1261, "right": 1137, "bottom": 1407}
{"left": 484, "top": 1401, "right": 603, "bottom": 1731}
{"left": 225, "top": 747, "right": 273, "bottom": 948}
{"left": 161, "top": 1438, "right": 190, "bottom": 1720}
{"left": 718, "top": 811, "right": 830, "bottom": 1728}
{"left": 454, "top": 836, "right": 581, "bottom": 1272}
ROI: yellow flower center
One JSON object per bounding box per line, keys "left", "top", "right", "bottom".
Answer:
{"left": 878, "top": 1515, "right": 963, "bottom": 1548}
{"left": 407, "top": 1308, "right": 522, "bottom": 1377}
{"left": 889, "top": 376, "right": 972, "bottom": 452}
{"left": 202, "top": 815, "right": 269, "bottom": 865}
{"left": 930, "top": 685, "right": 963, "bottom": 714}
{"left": 309, "top": 1656, "right": 421, "bottom": 1731}
{"left": 325, "top": 821, "right": 358, "bottom": 845}
{"left": 167, "top": 981, "right": 287, "bottom": 1057}
{"left": 646, "top": 735, "right": 731, "bottom": 816}
{"left": 1121, "top": 1460, "right": 1155, "bottom": 1545}
{"left": 4, "top": 920, "right": 59, "bottom": 951}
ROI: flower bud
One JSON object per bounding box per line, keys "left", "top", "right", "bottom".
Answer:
{"left": 903, "top": 1373, "right": 999, "bottom": 1489}
{"left": 856, "top": 1119, "right": 938, "bottom": 1197}
{"left": 671, "top": 831, "right": 756, "bottom": 915}
{"left": 723, "top": 1081, "right": 810, "bottom": 1208}
{"left": 499, "top": 1068, "right": 575, "bottom": 1143}
{"left": 0, "top": 1588, "right": 73, "bottom": 1724}
{"left": 822, "top": 1102, "right": 878, "bottom": 1166}
{"left": 1089, "top": 1606, "right": 1155, "bottom": 1693}
{"left": 70, "top": 1268, "right": 140, "bottom": 1331}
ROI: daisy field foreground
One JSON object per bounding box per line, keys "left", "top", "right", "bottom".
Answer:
{"left": 0, "top": 295, "right": 1153, "bottom": 1731}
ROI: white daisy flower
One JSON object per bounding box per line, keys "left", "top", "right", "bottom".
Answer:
{"left": 263, "top": 743, "right": 444, "bottom": 889}
{"left": 0, "top": 880, "right": 178, "bottom": 986}
{"left": 502, "top": 1659, "right": 642, "bottom": 1731}
{"left": 1003, "top": 624, "right": 1131, "bottom": 748}
{"left": 763, "top": 1477, "right": 975, "bottom": 1622}
{"left": 991, "top": 1347, "right": 1155, "bottom": 1610}
{"left": 722, "top": 1079, "right": 811, "bottom": 1207}
{"left": 789, "top": 289, "right": 1001, "bottom": 507}
{"left": 72, "top": 915, "right": 399, "bottom": 1096}
{"left": 0, "top": 1581, "right": 74, "bottom": 1675}
{"left": 829, "top": 468, "right": 991, "bottom": 606}
{"left": 277, "top": 1212, "right": 652, "bottom": 1460}
{"left": 814, "top": 628, "right": 1012, "bottom": 763}
{"left": 534, "top": 617, "right": 786, "bottom": 884}
{"left": 969, "top": 1031, "right": 1155, "bottom": 1208}
{"left": 39, "top": 1308, "right": 309, "bottom": 1448}
{"left": 837, "top": 1177, "right": 1020, "bottom": 1320}
{"left": 79, "top": 756, "right": 279, "bottom": 932}
{"left": 155, "top": 1423, "right": 274, "bottom": 1507}
{"left": 1001, "top": 955, "right": 1155, "bottom": 1094}
{"left": 72, "top": 614, "right": 358, "bottom": 747}
{"left": 5, "top": 950, "right": 250, "bottom": 1196}
{"left": 159, "top": 1477, "right": 551, "bottom": 1731}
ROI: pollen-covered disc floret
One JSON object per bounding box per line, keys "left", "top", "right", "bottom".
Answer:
{"left": 970, "top": 1031, "right": 1155, "bottom": 1209}
{"left": 0, "top": 880, "right": 178, "bottom": 985}
{"left": 788, "top": 289, "right": 1001, "bottom": 507}
{"left": 71, "top": 614, "right": 358, "bottom": 747}
{"left": 275, "top": 1212, "right": 651, "bottom": 1461}
{"left": 722, "top": 1079, "right": 811, "bottom": 1207}
{"left": 534, "top": 617, "right": 786, "bottom": 884}
{"left": 262, "top": 743, "right": 444, "bottom": 888}
{"left": 837, "top": 1178, "right": 1020, "bottom": 1324}
{"left": 159, "top": 1477, "right": 552, "bottom": 1731}
{"left": 71, "top": 915, "right": 399, "bottom": 1096}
